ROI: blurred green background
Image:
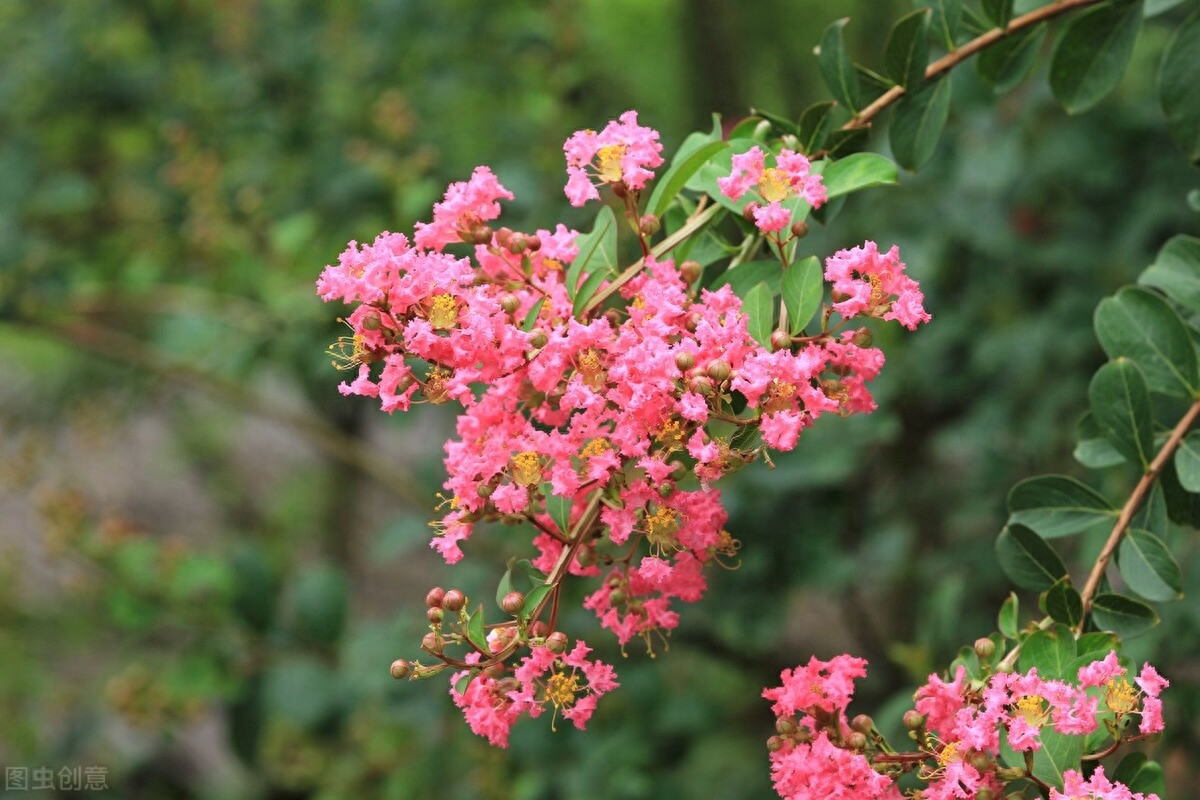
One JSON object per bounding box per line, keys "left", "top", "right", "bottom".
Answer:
{"left": 2, "top": 1, "right": 1198, "bottom": 798}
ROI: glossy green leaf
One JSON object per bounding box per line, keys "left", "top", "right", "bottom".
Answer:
{"left": 495, "top": 566, "right": 515, "bottom": 610}
{"left": 890, "top": 75, "right": 952, "bottom": 171}
{"left": 977, "top": 23, "right": 1045, "bottom": 93}
{"left": 998, "top": 591, "right": 1019, "bottom": 639}
{"left": 750, "top": 106, "right": 799, "bottom": 137}
{"left": 782, "top": 256, "right": 823, "bottom": 335}
{"left": 1089, "top": 358, "right": 1154, "bottom": 469}
{"left": 567, "top": 205, "right": 617, "bottom": 302}
{"left": 744, "top": 281, "right": 776, "bottom": 347}
{"left": 649, "top": 139, "right": 728, "bottom": 219}
{"left": 520, "top": 584, "right": 554, "bottom": 623}
{"left": 817, "top": 18, "right": 863, "bottom": 112}
{"left": 1175, "top": 430, "right": 1200, "bottom": 491}
{"left": 708, "top": 260, "right": 781, "bottom": 297}
{"left": 454, "top": 668, "right": 482, "bottom": 695}
{"left": 1076, "top": 630, "right": 1120, "bottom": 657}
{"left": 925, "top": 0, "right": 963, "bottom": 49}
{"left": 1159, "top": 7, "right": 1200, "bottom": 164}
{"left": 1020, "top": 623, "right": 1077, "bottom": 680}
{"left": 1118, "top": 528, "right": 1183, "bottom": 601}
{"left": 1049, "top": 1, "right": 1142, "bottom": 114}
{"left": 1094, "top": 287, "right": 1199, "bottom": 397}
{"left": 542, "top": 483, "right": 572, "bottom": 536}
{"left": 885, "top": 9, "right": 931, "bottom": 91}
{"left": 797, "top": 101, "right": 837, "bottom": 155}
{"left": 980, "top": 0, "right": 1014, "bottom": 28}
{"left": 825, "top": 128, "right": 870, "bottom": 159}
{"left": 466, "top": 605, "right": 489, "bottom": 652}
{"left": 1007, "top": 475, "right": 1116, "bottom": 538}
{"left": 1028, "top": 729, "right": 1084, "bottom": 790}
{"left": 1133, "top": 481, "right": 1170, "bottom": 541}
{"left": 1114, "top": 753, "right": 1167, "bottom": 797}
{"left": 1044, "top": 577, "right": 1083, "bottom": 628}
{"left": 521, "top": 296, "right": 546, "bottom": 332}
{"left": 1138, "top": 234, "right": 1200, "bottom": 314}
{"left": 854, "top": 64, "right": 894, "bottom": 107}
{"left": 1091, "top": 592, "right": 1159, "bottom": 637}
{"left": 821, "top": 152, "right": 899, "bottom": 199}
{"left": 1074, "top": 411, "right": 1126, "bottom": 469}
{"left": 997, "top": 524, "right": 1069, "bottom": 590}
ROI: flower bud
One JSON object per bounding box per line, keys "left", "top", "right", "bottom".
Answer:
{"left": 968, "top": 751, "right": 991, "bottom": 772}
{"left": 529, "top": 328, "right": 548, "bottom": 349}
{"left": 974, "top": 638, "right": 996, "bottom": 661}
{"left": 610, "top": 181, "right": 629, "bottom": 198}
{"left": 995, "top": 661, "right": 1015, "bottom": 674}
{"left": 576, "top": 545, "right": 597, "bottom": 568}
{"left": 495, "top": 227, "right": 513, "bottom": 249}
{"left": 483, "top": 661, "right": 506, "bottom": 679}
{"left": 707, "top": 360, "right": 730, "bottom": 383}
{"left": 526, "top": 234, "right": 542, "bottom": 251}
{"left": 851, "top": 327, "right": 873, "bottom": 348}
{"left": 995, "top": 766, "right": 1025, "bottom": 782}
{"left": 790, "top": 220, "right": 809, "bottom": 239}
{"left": 743, "top": 201, "right": 761, "bottom": 222}
{"left": 390, "top": 659, "right": 412, "bottom": 679}
{"left": 545, "top": 631, "right": 568, "bottom": 653}
{"left": 442, "top": 589, "right": 466, "bottom": 613}
{"left": 609, "top": 588, "right": 626, "bottom": 605}
{"left": 529, "top": 621, "right": 549, "bottom": 639}
{"left": 507, "top": 233, "right": 528, "bottom": 254}
{"left": 775, "top": 717, "right": 796, "bottom": 736}
{"left": 362, "top": 309, "right": 382, "bottom": 331}
{"left": 766, "top": 735, "right": 785, "bottom": 752}
{"left": 657, "top": 482, "right": 674, "bottom": 498}
{"left": 421, "top": 632, "right": 442, "bottom": 654}
{"left": 850, "top": 714, "right": 874, "bottom": 735}
{"left": 679, "top": 260, "right": 701, "bottom": 285}
{"left": 500, "top": 294, "right": 521, "bottom": 314}
{"left": 471, "top": 224, "right": 494, "bottom": 245}
{"left": 639, "top": 214, "right": 661, "bottom": 236}
{"left": 831, "top": 289, "right": 851, "bottom": 304}
{"left": 501, "top": 591, "right": 525, "bottom": 615}
{"left": 770, "top": 330, "right": 791, "bottom": 352}
{"left": 689, "top": 375, "right": 714, "bottom": 396}
{"left": 425, "top": 587, "right": 446, "bottom": 608}
{"left": 674, "top": 351, "right": 695, "bottom": 372}
{"left": 902, "top": 710, "right": 925, "bottom": 730}
{"left": 684, "top": 311, "right": 701, "bottom": 333}
{"left": 670, "top": 460, "right": 687, "bottom": 480}
{"left": 975, "top": 789, "right": 995, "bottom": 800}
{"left": 844, "top": 731, "right": 867, "bottom": 751}
{"left": 477, "top": 484, "right": 494, "bottom": 498}
{"left": 426, "top": 606, "right": 444, "bottom": 624}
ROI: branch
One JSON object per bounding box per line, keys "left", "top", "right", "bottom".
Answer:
{"left": 844, "top": 0, "right": 1105, "bottom": 131}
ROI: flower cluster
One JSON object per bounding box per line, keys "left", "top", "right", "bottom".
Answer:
{"left": 1051, "top": 767, "right": 1160, "bottom": 800}
{"left": 719, "top": 146, "right": 827, "bottom": 233}
{"left": 564, "top": 110, "right": 664, "bottom": 206}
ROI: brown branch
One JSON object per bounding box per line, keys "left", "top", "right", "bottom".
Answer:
{"left": 844, "top": 0, "right": 1106, "bottom": 131}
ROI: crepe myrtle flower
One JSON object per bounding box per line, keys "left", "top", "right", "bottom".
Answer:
{"left": 718, "top": 146, "right": 826, "bottom": 233}
{"left": 564, "top": 110, "right": 664, "bottom": 206}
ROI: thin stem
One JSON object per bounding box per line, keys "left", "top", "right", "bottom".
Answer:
{"left": 844, "top": 0, "right": 1105, "bottom": 131}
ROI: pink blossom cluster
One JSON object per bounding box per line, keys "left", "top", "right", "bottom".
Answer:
{"left": 450, "top": 639, "right": 618, "bottom": 747}
{"left": 1051, "top": 766, "right": 1160, "bottom": 800}
{"left": 564, "top": 110, "right": 664, "bottom": 206}
{"left": 824, "top": 241, "right": 931, "bottom": 330}
{"left": 719, "top": 146, "right": 827, "bottom": 233}
{"left": 763, "top": 656, "right": 900, "bottom": 800}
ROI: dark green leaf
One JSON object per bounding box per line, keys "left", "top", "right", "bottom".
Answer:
{"left": 744, "top": 282, "right": 776, "bottom": 347}
{"left": 782, "top": 256, "right": 823, "bottom": 335}
{"left": 821, "top": 152, "right": 900, "bottom": 199}
{"left": 890, "top": 75, "right": 952, "bottom": 171}
{"left": 1088, "top": 358, "right": 1154, "bottom": 469}
{"left": 521, "top": 296, "right": 546, "bottom": 332}
{"left": 1176, "top": 430, "right": 1200, "bottom": 491}
{"left": 824, "top": 128, "right": 871, "bottom": 159}
{"left": 998, "top": 591, "right": 1019, "bottom": 639}
{"left": 749, "top": 106, "right": 799, "bottom": 137}
{"left": 708, "top": 260, "right": 781, "bottom": 297}
{"left": 1158, "top": 7, "right": 1200, "bottom": 164}
{"left": 1133, "top": 481, "right": 1170, "bottom": 540}
{"left": 466, "top": 605, "right": 489, "bottom": 652}
{"left": 977, "top": 23, "right": 1046, "bottom": 93}
{"left": 1074, "top": 411, "right": 1126, "bottom": 469}
{"left": 1044, "top": 577, "right": 1083, "bottom": 628}
{"left": 885, "top": 9, "right": 931, "bottom": 91}
{"left": 1138, "top": 234, "right": 1200, "bottom": 314}
{"left": 1007, "top": 475, "right": 1116, "bottom": 538}
{"left": 567, "top": 205, "right": 617, "bottom": 301}
{"left": 1049, "top": 1, "right": 1142, "bottom": 114}
{"left": 817, "top": 18, "right": 863, "bottom": 112}
{"left": 925, "top": 0, "right": 963, "bottom": 49}
{"left": 496, "top": 565, "right": 514, "bottom": 610}
{"left": 572, "top": 269, "right": 612, "bottom": 318}
{"left": 1077, "top": 630, "right": 1120, "bottom": 656}
{"left": 854, "top": 64, "right": 894, "bottom": 106}
{"left": 520, "top": 584, "right": 554, "bottom": 623}
{"left": 997, "top": 524, "right": 1069, "bottom": 590}
{"left": 1114, "top": 753, "right": 1167, "bottom": 797}
{"left": 1118, "top": 528, "right": 1183, "bottom": 601}
{"left": 1020, "top": 623, "right": 1077, "bottom": 680}
{"left": 454, "top": 668, "right": 482, "bottom": 695}
{"left": 1028, "top": 729, "right": 1084, "bottom": 789}
{"left": 1091, "top": 592, "right": 1160, "bottom": 637}
{"left": 980, "top": 0, "right": 1014, "bottom": 28}
{"left": 231, "top": 544, "right": 277, "bottom": 633}
{"left": 1146, "top": 0, "right": 1189, "bottom": 15}
{"left": 1095, "top": 286, "right": 1199, "bottom": 397}
{"left": 797, "top": 101, "right": 837, "bottom": 155}
{"left": 649, "top": 139, "right": 729, "bottom": 219}
{"left": 542, "top": 483, "right": 573, "bottom": 536}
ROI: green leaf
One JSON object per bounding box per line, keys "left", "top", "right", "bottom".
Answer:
{"left": 1133, "top": 482, "right": 1170, "bottom": 538}
{"left": 709, "top": 260, "right": 782, "bottom": 297}
{"left": 925, "top": 0, "right": 963, "bottom": 49}
{"left": 572, "top": 269, "right": 612, "bottom": 318}
{"left": 782, "top": 256, "right": 823, "bottom": 335}
{"left": 1028, "top": 729, "right": 1084, "bottom": 790}
{"left": 821, "top": 152, "right": 899, "bottom": 199}
{"left": 519, "top": 584, "right": 554, "bottom": 623}
{"left": 1114, "top": 753, "right": 1167, "bottom": 797}
{"left": 1077, "top": 630, "right": 1120, "bottom": 656}
{"left": 1177, "top": 429, "right": 1200, "bottom": 491}
{"left": 1118, "top": 528, "right": 1183, "bottom": 601}
{"left": 567, "top": 205, "right": 617, "bottom": 301}
{"left": 1020, "top": 623, "right": 1077, "bottom": 680}
{"left": 797, "top": 101, "right": 837, "bottom": 155}
{"left": 1091, "top": 592, "right": 1159, "bottom": 637}
{"left": 1138, "top": 234, "right": 1200, "bottom": 314}
{"left": 1146, "top": 0, "right": 1189, "bottom": 15}
{"left": 521, "top": 296, "right": 546, "bottom": 332}
{"left": 885, "top": 9, "right": 931, "bottom": 91}
{"left": 454, "top": 668, "right": 482, "bottom": 696}
{"left": 1074, "top": 411, "right": 1126, "bottom": 469}
{"left": 749, "top": 106, "right": 799, "bottom": 137}
{"left": 1044, "top": 577, "right": 1083, "bottom": 628}
{"left": 1049, "top": 1, "right": 1142, "bottom": 114}
{"left": 825, "top": 128, "right": 870, "bottom": 159}
{"left": 1089, "top": 358, "right": 1154, "bottom": 469}
{"left": 997, "top": 524, "right": 1069, "bottom": 590}
{"left": 542, "top": 483, "right": 572, "bottom": 536}
{"left": 817, "top": 18, "right": 863, "bottom": 112}
{"left": 890, "top": 75, "right": 952, "bottom": 171}
{"left": 1159, "top": 7, "right": 1200, "bottom": 164}
{"left": 649, "top": 139, "right": 729, "bottom": 219}
{"left": 980, "top": 0, "right": 1014, "bottom": 28}
{"left": 496, "top": 565, "right": 515, "bottom": 610}
{"left": 1095, "top": 286, "right": 1199, "bottom": 397}
{"left": 977, "top": 24, "right": 1046, "bottom": 93}
{"left": 744, "top": 282, "right": 776, "bottom": 347}
{"left": 998, "top": 591, "right": 1019, "bottom": 639}
{"left": 854, "top": 64, "right": 894, "bottom": 107}
{"left": 1007, "top": 475, "right": 1116, "bottom": 538}
{"left": 466, "top": 605, "right": 489, "bottom": 652}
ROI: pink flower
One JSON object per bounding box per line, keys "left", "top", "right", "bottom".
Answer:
{"left": 414, "top": 166, "right": 514, "bottom": 252}
{"left": 563, "top": 110, "right": 664, "bottom": 206}
{"left": 1051, "top": 766, "right": 1159, "bottom": 800}
{"left": 763, "top": 654, "right": 868, "bottom": 723}
{"left": 769, "top": 732, "right": 899, "bottom": 800}
{"left": 718, "top": 146, "right": 826, "bottom": 234}
{"left": 824, "top": 241, "right": 931, "bottom": 329}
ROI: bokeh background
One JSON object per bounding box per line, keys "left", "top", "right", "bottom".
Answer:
{"left": 2, "top": 1, "right": 1198, "bottom": 798}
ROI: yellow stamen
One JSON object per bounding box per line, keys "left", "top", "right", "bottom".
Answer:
{"left": 758, "top": 167, "right": 791, "bottom": 204}
{"left": 763, "top": 380, "right": 797, "bottom": 414}
{"left": 428, "top": 293, "right": 458, "bottom": 329}
{"left": 935, "top": 740, "right": 961, "bottom": 767}
{"left": 596, "top": 144, "right": 627, "bottom": 183}
{"left": 1015, "top": 694, "right": 1048, "bottom": 726}
{"left": 423, "top": 366, "right": 451, "bottom": 404}
{"left": 655, "top": 419, "right": 685, "bottom": 451}
{"left": 1105, "top": 678, "right": 1138, "bottom": 714}
{"left": 577, "top": 348, "right": 605, "bottom": 389}
{"left": 510, "top": 451, "right": 543, "bottom": 486}
{"left": 644, "top": 506, "right": 682, "bottom": 555}
{"left": 580, "top": 438, "right": 610, "bottom": 458}
{"left": 545, "top": 670, "right": 581, "bottom": 710}
{"left": 631, "top": 294, "right": 646, "bottom": 309}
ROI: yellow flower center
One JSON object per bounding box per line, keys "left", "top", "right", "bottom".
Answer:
{"left": 596, "top": 144, "right": 627, "bottom": 183}
{"left": 545, "top": 670, "right": 581, "bottom": 709}
{"left": 1105, "top": 678, "right": 1138, "bottom": 714}
{"left": 580, "top": 438, "right": 610, "bottom": 458}
{"left": 631, "top": 294, "right": 646, "bottom": 309}
{"left": 510, "top": 451, "right": 543, "bottom": 486}
{"left": 423, "top": 366, "right": 450, "bottom": 404}
{"left": 655, "top": 419, "right": 685, "bottom": 451}
{"left": 758, "top": 167, "right": 791, "bottom": 204}
{"left": 713, "top": 529, "right": 741, "bottom": 558}
{"left": 763, "top": 379, "right": 797, "bottom": 413}
{"left": 428, "top": 293, "right": 458, "bottom": 329}
{"left": 936, "top": 740, "right": 961, "bottom": 767}
{"left": 542, "top": 258, "right": 563, "bottom": 271}
{"left": 644, "top": 506, "right": 682, "bottom": 554}
{"left": 577, "top": 348, "right": 605, "bottom": 389}
{"left": 1015, "top": 694, "right": 1047, "bottom": 726}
